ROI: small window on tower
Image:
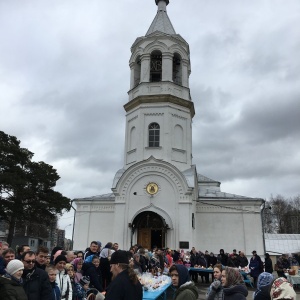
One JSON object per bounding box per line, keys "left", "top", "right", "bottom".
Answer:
{"left": 148, "top": 123, "right": 160, "bottom": 147}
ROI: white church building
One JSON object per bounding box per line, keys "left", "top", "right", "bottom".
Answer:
{"left": 73, "top": 0, "right": 265, "bottom": 255}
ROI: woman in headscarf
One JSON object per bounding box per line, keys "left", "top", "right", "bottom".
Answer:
{"left": 253, "top": 272, "right": 274, "bottom": 300}
{"left": 221, "top": 267, "right": 248, "bottom": 300}
{"left": 270, "top": 277, "right": 296, "bottom": 300}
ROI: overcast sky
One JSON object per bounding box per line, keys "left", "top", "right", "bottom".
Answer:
{"left": 1, "top": 0, "right": 299, "bottom": 239}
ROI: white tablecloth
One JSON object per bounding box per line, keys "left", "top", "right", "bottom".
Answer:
{"left": 286, "top": 274, "right": 300, "bottom": 285}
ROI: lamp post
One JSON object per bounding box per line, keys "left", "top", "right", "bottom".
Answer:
{"left": 70, "top": 199, "right": 77, "bottom": 250}
{"left": 64, "top": 224, "right": 72, "bottom": 230}
{"left": 63, "top": 224, "right": 72, "bottom": 250}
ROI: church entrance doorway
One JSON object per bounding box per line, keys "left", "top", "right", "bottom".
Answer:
{"left": 133, "top": 211, "right": 167, "bottom": 250}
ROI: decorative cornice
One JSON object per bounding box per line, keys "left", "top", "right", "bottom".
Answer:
{"left": 144, "top": 112, "right": 164, "bottom": 116}
{"left": 124, "top": 94, "right": 195, "bottom": 117}
{"left": 77, "top": 204, "right": 115, "bottom": 212}
{"left": 196, "top": 204, "right": 260, "bottom": 214}
{"left": 171, "top": 113, "right": 187, "bottom": 120}
{"left": 128, "top": 115, "right": 138, "bottom": 123}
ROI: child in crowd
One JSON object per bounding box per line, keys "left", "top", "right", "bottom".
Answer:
{"left": 76, "top": 276, "right": 90, "bottom": 300}
{"left": 66, "top": 264, "right": 78, "bottom": 299}
{"left": 46, "top": 266, "right": 61, "bottom": 300}
{"left": 74, "top": 258, "right": 84, "bottom": 283}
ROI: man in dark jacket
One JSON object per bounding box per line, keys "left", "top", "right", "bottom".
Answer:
{"left": 217, "top": 249, "right": 228, "bottom": 266}
{"left": 189, "top": 248, "right": 199, "bottom": 282}
{"left": 84, "top": 241, "right": 99, "bottom": 261}
{"left": 264, "top": 253, "right": 273, "bottom": 274}
{"left": 35, "top": 246, "right": 49, "bottom": 270}
{"left": 105, "top": 250, "right": 142, "bottom": 300}
{"left": 21, "top": 250, "right": 52, "bottom": 300}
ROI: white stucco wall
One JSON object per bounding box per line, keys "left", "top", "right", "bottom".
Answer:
{"left": 194, "top": 200, "right": 264, "bottom": 256}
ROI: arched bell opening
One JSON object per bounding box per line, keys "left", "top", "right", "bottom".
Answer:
{"left": 129, "top": 211, "right": 170, "bottom": 250}
{"left": 150, "top": 50, "right": 162, "bottom": 82}
{"left": 134, "top": 55, "right": 141, "bottom": 87}
{"left": 173, "top": 52, "right": 182, "bottom": 85}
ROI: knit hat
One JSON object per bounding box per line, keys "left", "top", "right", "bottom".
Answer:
{"left": 110, "top": 250, "right": 129, "bottom": 264}
{"left": 54, "top": 254, "right": 67, "bottom": 265}
{"left": 270, "top": 277, "right": 296, "bottom": 300}
{"left": 53, "top": 250, "right": 63, "bottom": 262}
{"left": 80, "top": 276, "right": 90, "bottom": 286}
{"left": 6, "top": 259, "right": 24, "bottom": 276}
{"left": 257, "top": 272, "right": 274, "bottom": 289}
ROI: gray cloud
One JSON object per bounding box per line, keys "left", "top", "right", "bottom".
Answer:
{"left": 1, "top": 0, "right": 299, "bottom": 233}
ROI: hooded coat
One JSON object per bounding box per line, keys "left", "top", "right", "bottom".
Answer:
{"left": 253, "top": 272, "right": 274, "bottom": 300}
{"left": 172, "top": 264, "right": 198, "bottom": 300}
{"left": 0, "top": 275, "right": 28, "bottom": 300}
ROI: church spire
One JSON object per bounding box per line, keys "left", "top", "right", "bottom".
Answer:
{"left": 146, "top": 0, "right": 176, "bottom": 36}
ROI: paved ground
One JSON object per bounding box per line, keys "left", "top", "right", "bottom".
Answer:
{"left": 195, "top": 283, "right": 300, "bottom": 300}
{"left": 165, "top": 282, "right": 300, "bottom": 300}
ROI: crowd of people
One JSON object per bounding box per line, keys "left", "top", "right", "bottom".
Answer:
{"left": 0, "top": 240, "right": 299, "bottom": 300}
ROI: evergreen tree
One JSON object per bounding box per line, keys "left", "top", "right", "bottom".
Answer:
{"left": 0, "top": 130, "right": 71, "bottom": 245}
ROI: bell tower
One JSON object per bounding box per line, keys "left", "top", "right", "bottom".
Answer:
{"left": 123, "top": 0, "right": 195, "bottom": 172}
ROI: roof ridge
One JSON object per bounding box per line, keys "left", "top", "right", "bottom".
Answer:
{"left": 146, "top": 1, "right": 176, "bottom": 36}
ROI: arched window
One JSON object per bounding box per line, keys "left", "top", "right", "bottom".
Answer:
{"left": 148, "top": 123, "right": 160, "bottom": 147}
{"left": 174, "top": 125, "right": 183, "bottom": 149}
{"left": 173, "top": 53, "right": 182, "bottom": 85}
{"left": 129, "top": 126, "right": 136, "bottom": 150}
{"left": 150, "top": 50, "right": 162, "bottom": 82}
{"left": 134, "top": 56, "right": 141, "bottom": 87}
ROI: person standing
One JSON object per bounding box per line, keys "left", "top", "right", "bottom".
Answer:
{"left": 206, "top": 264, "right": 223, "bottom": 300}
{"left": 264, "top": 253, "right": 273, "bottom": 274}
{"left": 54, "top": 254, "right": 72, "bottom": 300}
{"left": 100, "top": 243, "right": 114, "bottom": 289}
{"left": 276, "top": 254, "right": 290, "bottom": 279}
{"left": 84, "top": 241, "right": 100, "bottom": 261}
{"left": 238, "top": 251, "right": 249, "bottom": 269}
{"left": 217, "top": 249, "right": 228, "bottom": 266}
{"left": 270, "top": 277, "right": 296, "bottom": 300}
{"left": 82, "top": 255, "right": 103, "bottom": 293}
{"left": 21, "top": 251, "right": 52, "bottom": 300}
{"left": 221, "top": 267, "right": 248, "bottom": 299}
{"left": 0, "top": 259, "right": 28, "bottom": 300}
{"left": 105, "top": 250, "right": 143, "bottom": 300}
{"left": 35, "top": 246, "right": 49, "bottom": 270}
{"left": 250, "top": 250, "right": 263, "bottom": 287}
{"left": 46, "top": 266, "right": 61, "bottom": 300}
{"left": 253, "top": 272, "right": 274, "bottom": 300}
{"left": 169, "top": 264, "right": 198, "bottom": 300}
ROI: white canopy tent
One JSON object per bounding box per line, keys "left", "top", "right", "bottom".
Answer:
{"left": 265, "top": 234, "right": 300, "bottom": 255}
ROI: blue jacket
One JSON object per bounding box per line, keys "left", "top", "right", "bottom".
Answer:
{"left": 50, "top": 281, "right": 61, "bottom": 300}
